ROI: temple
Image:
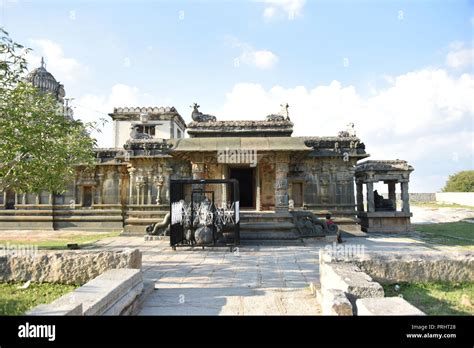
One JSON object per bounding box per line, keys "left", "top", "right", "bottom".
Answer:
{"left": 0, "top": 61, "right": 414, "bottom": 237}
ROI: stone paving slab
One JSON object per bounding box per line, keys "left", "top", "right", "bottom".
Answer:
{"left": 127, "top": 241, "right": 322, "bottom": 315}
{"left": 88, "top": 230, "right": 471, "bottom": 316}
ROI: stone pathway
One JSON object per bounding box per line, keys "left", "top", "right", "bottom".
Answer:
{"left": 90, "top": 229, "right": 473, "bottom": 316}
{"left": 95, "top": 238, "right": 321, "bottom": 315}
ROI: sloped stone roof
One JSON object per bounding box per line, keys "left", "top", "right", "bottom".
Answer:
{"left": 112, "top": 106, "right": 177, "bottom": 114}
{"left": 187, "top": 119, "right": 294, "bottom": 137}
{"left": 356, "top": 160, "right": 414, "bottom": 173}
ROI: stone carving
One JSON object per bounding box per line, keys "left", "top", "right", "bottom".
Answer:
{"left": 130, "top": 125, "right": 152, "bottom": 139}
{"left": 374, "top": 190, "right": 395, "bottom": 211}
{"left": 338, "top": 122, "right": 356, "bottom": 137}
{"left": 291, "top": 211, "right": 338, "bottom": 237}
{"left": 265, "top": 113, "right": 285, "bottom": 121}
{"left": 190, "top": 103, "right": 217, "bottom": 122}
{"left": 146, "top": 212, "right": 171, "bottom": 236}
{"left": 265, "top": 103, "right": 290, "bottom": 121}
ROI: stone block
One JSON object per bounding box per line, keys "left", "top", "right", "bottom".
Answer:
{"left": 26, "top": 302, "right": 82, "bottom": 316}
{"left": 355, "top": 252, "right": 474, "bottom": 283}
{"left": 318, "top": 287, "right": 353, "bottom": 316}
{"left": 26, "top": 269, "right": 143, "bottom": 316}
{"left": 0, "top": 248, "right": 142, "bottom": 284}
{"left": 103, "top": 281, "right": 144, "bottom": 315}
{"left": 356, "top": 297, "right": 425, "bottom": 316}
{"left": 78, "top": 269, "right": 142, "bottom": 315}
{"left": 320, "top": 262, "right": 384, "bottom": 303}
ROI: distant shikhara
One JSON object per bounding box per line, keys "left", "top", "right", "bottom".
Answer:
{"left": 0, "top": 62, "right": 414, "bottom": 237}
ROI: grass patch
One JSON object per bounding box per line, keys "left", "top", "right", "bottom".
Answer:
{"left": 0, "top": 282, "right": 78, "bottom": 315}
{"left": 415, "top": 222, "right": 474, "bottom": 246}
{"left": 411, "top": 201, "right": 474, "bottom": 210}
{"left": 383, "top": 282, "right": 474, "bottom": 315}
{"left": 0, "top": 231, "right": 121, "bottom": 250}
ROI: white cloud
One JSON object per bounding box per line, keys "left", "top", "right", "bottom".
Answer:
{"left": 229, "top": 38, "right": 279, "bottom": 69}
{"left": 74, "top": 84, "right": 155, "bottom": 147}
{"left": 263, "top": 7, "right": 276, "bottom": 20}
{"left": 446, "top": 46, "right": 473, "bottom": 69}
{"left": 27, "top": 39, "right": 87, "bottom": 82}
{"left": 261, "top": 0, "right": 306, "bottom": 21}
{"left": 217, "top": 68, "right": 474, "bottom": 191}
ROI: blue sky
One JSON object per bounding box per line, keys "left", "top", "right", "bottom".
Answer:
{"left": 1, "top": 0, "right": 473, "bottom": 192}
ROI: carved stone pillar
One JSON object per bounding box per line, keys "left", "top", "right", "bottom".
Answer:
{"left": 356, "top": 182, "right": 364, "bottom": 212}
{"left": 274, "top": 154, "right": 289, "bottom": 212}
{"left": 128, "top": 167, "right": 136, "bottom": 205}
{"left": 366, "top": 182, "right": 375, "bottom": 213}
{"left": 154, "top": 175, "right": 164, "bottom": 205}
{"left": 163, "top": 165, "right": 173, "bottom": 204}
{"left": 388, "top": 181, "right": 397, "bottom": 211}
{"left": 97, "top": 173, "right": 104, "bottom": 205}
{"left": 401, "top": 181, "right": 410, "bottom": 213}
{"left": 136, "top": 172, "right": 146, "bottom": 205}
{"left": 118, "top": 171, "right": 125, "bottom": 206}
{"left": 255, "top": 164, "right": 261, "bottom": 211}
{"left": 146, "top": 169, "right": 153, "bottom": 205}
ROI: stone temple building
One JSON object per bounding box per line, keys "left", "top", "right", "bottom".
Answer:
{"left": 0, "top": 61, "right": 414, "bottom": 237}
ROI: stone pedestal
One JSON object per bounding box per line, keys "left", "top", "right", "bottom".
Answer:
{"left": 357, "top": 211, "right": 413, "bottom": 233}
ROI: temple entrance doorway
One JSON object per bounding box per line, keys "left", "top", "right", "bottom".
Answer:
{"left": 229, "top": 167, "right": 255, "bottom": 209}
{"left": 292, "top": 183, "right": 303, "bottom": 207}
{"left": 82, "top": 186, "right": 93, "bottom": 207}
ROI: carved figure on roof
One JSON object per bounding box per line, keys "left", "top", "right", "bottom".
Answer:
{"left": 130, "top": 125, "right": 152, "bottom": 139}
{"left": 190, "top": 103, "right": 217, "bottom": 122}
{"left": 338, "top": 122, "right": 356, "bottom": 137}
{"left": 266, "top": 103, "right": 290, "bottom": 121}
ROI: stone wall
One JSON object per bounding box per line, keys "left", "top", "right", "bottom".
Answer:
{"left": 300, "top": 157, "right": 356, "bottom": 212}
{"left": 354, "top": 252, "right": 474, "bottom": 283}
{"left": 316, "top": 250, "right": 430, "bottom": 316}
{"left": 321, "top": 250, "right": 474, "bottom": 283}
{"left": 0, "top": 248, "right": 141, "bottom": 285}
{"left": 364, "top": 193, "right": 435, "bottom": 203}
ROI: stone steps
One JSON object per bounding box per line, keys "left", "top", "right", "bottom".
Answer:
{"left": 0, "top": 209, "right": 125, "bottom": 231}
{"left": 123, "top": 210, "right": 169, "bottom": 234}
{"left": 239, "top": 212, "right": 297, "bottom": 240}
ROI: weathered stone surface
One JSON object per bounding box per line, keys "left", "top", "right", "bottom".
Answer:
{"left": 355, "top": 253, "right": 474, "bottom": 283}
{"left": 26, "top": 269, "right": 144, "bottom": 316}
{"left": 26, "top": 302, "right": 82, "bottom": 316}
{"left": 0, "top": 248, "right": 141, "bottom": 285}
{"left": 317, "top": 287, "right": 353, "bottom": 316}
{"left": 80, "top": 269, "right": 143, "bottom": 315}
{"left": 320, "top": 262, "right": 384, "bottom": 302}
{"left": 356, "top": 297, "right": 425, "bottom": 316}
{"left": 321, "top": 250, "right": 474, "bottom": 283}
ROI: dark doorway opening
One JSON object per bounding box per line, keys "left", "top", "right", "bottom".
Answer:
{"left": 292, "top": 183, "right": 303, "bottom": 207}
{"left": 83, "top": 187, "right": 93, "bottom": 207}
{"left": 230, "top": 167, "right": 254, "bottom": 208}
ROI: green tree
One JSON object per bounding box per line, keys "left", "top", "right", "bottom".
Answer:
{"left": 0, "top": 28, "right": 96, "bottom": 194}
{"left": 442, "top": 171, "right": 474, "bottom": 192}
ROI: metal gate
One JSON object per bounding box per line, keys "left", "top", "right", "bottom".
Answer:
{"left": 170, "top": 179, "right": 240, "bottom": 250}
